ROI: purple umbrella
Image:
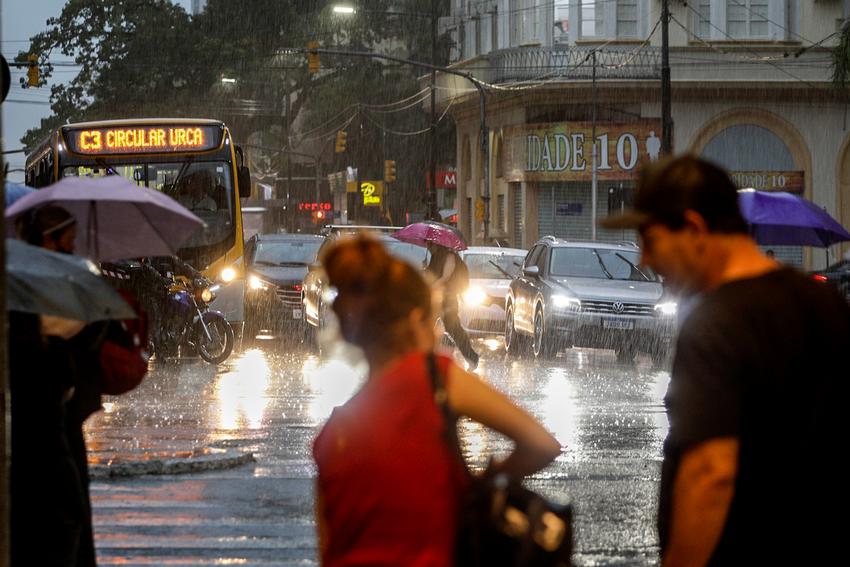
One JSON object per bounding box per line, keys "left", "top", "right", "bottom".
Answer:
{"left": 393, "top": 220, "right": 467, "bottom": 251}
{"left": 5, "top": 175, "right": 203, "bottom": 261}
{"left": 737, "top": 190, "right": 850, "bottom": 248}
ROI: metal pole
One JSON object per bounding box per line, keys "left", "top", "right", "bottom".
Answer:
{"left": 661, "top": 0, "right": 672, "bottom": 155}
{"left": 428, "top": 0, "right": 438, "bottom": 221}
{"left": 284, "top": 76, "right": 293, "bottom": 231}
{"left": 481, "top": 96, "right": 490, "bottom": 242}
{"left": 0, "top": 0, "right": 9, "bottom": 556}
{"left": 591, "top": 50, "right": 598, "bottom": 241}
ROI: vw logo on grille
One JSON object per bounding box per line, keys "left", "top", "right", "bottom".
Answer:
{"left": 612, "top": 302, "right": 625, "bottom": 314}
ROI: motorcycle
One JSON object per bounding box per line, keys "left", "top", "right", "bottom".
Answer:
{"left": 153, "top": 274, "right": 235, "bottom": 364}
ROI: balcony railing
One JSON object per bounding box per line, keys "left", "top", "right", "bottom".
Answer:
{"left": 488, "top": 45, "right": 661, "bottom": 84}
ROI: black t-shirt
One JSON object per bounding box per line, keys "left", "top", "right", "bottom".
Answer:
{"left": 658, "top": 267, "right": 850, "bottom": 565}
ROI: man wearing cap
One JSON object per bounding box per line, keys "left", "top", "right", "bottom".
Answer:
{"left": 602, "top": 155, "right": 850, "bottom": 566}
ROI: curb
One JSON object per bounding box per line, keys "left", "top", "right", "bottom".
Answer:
{"left": 89, "top": 448, "right": 256, "bottom": 479}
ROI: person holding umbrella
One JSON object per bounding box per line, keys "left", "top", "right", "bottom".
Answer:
{"left": 426, "top": 240, "right": 479, "bottom": 370}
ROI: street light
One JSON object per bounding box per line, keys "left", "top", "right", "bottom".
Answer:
{"left": 220, "top": 77, "right": 237, "bottom": 84}
{"left": 331, "top": 2, "right": 441, "bottom": 222}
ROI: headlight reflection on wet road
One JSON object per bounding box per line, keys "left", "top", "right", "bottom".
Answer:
{"left": 301, "top": 355, "right": 365, "bottom": 425}
{"left": 214, "top": 348, "right": 271, "bottom": 430}
{"left": 540, "top": 367, "right": 580, "bottom": 453}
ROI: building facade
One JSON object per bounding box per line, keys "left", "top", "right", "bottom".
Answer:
{"left": 437, "top": 0, "right": 850, "bottom": 269}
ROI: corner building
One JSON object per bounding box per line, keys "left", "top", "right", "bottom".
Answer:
{"left": 436, "top": 1, "right": 850, "bottom": 269}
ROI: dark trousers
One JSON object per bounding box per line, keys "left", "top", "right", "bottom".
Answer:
{"left": 443, "top": 295, "right": 478, "bottom": 364}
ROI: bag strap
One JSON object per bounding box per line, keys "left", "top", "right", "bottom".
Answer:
{"left": 426, "top": 352, "right": 471, "bottom": 477}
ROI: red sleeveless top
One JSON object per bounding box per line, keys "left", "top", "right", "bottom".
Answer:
{"left": 313, "top": 352, "right": 467, "bottom": 567}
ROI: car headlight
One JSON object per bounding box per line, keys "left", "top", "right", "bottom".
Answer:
{"left": 654, "top": 302, "right": 678, "bottom": 316}
{"left": 200, "top": 288, "right": 213, "bottom": 303}
{"left": 249, "top": 274, "right": 269, "bottom": 290}
{"left": 463, "top": 286, "right": 488, "bottom": 306}
{"left": 552, "top": 294, "right": 581, "bottom": 310}
{"left": 220, "top": 267, "right": 237, "bottom": 283}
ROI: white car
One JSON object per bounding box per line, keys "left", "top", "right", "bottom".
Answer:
{"left": 459, "top": 247, "right": 527, "bottom": 336}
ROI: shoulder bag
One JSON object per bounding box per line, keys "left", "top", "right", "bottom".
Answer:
{"left": 426, "top": 354, "right": 573, "bottom": 567}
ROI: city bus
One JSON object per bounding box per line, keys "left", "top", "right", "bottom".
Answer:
{"left": 24, "top": 118, "right": 252, "bottom": 324}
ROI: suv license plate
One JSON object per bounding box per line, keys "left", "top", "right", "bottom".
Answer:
{"left": 293, "top": 309, "right": 303, "bottom": 319}
{"left": 602, "top": 319, "right": 634, "bottom": 330}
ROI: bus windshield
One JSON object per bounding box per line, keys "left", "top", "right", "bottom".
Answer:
{"left": 62, "top": 161, "right": 235, "bottom": 253}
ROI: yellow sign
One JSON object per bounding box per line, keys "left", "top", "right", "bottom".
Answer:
{"left": 504, "top": 121, "right": 663, "bottom": 182}
{"left": 361, "top": 181, "right": 383, "bottom": 206}
{"left": 67, "top": 125, "right": 220, "bottom": 155}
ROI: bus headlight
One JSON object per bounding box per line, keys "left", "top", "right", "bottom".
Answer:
{"left": 220, "top": 267, "right": 237, "bottom": 283}
{"left": 463, "top": 286, "right": 488, "bottom": 307}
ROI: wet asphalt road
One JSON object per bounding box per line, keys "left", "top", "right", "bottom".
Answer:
{"left": 85, "top": 335, "right": 670, "bottom": 566}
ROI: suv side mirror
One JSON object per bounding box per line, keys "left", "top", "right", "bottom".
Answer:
{"left": 238, "top": 166, "right": 252, "bottom": 198}
{"left": 523, "top": 265, "right": 540, "bottom": 277}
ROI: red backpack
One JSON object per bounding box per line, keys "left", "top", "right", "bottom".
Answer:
{"left": 99, "top": 291, "right": 150, "bottom": 395}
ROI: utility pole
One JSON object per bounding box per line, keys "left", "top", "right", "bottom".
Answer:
{"left": 428, "top": 0, "right": 438, "bottom": 221}
{"left": 661, "top": 0, "right": 672, "bottom": 155}
{"left": 284, "top": 76, "right": 293, "bottom": 231}
{"left": 590, "top": 50, "right": 598, "bottom": 240}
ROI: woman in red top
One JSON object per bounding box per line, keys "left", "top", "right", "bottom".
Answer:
{"left": 313, "top": 235, "right": 561, "bottom": 567}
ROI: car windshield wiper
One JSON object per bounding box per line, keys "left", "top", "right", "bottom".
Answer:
{"left": 614, "top": 252, "right": 651, "bottom": 281}
{"left": 592, "top": 251, "right": 614, "bottom": 279}
{"left": 277, "top": 261, "right": 308, "bottom": 267}
{"left": 488, "top": 260, "right": 513, "bottom": 279}
{"left": 253, "top": 260, "right": 278, "bottom": 267}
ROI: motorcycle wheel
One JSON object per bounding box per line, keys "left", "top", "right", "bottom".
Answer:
{"left": 196, "top": 315, "right": 235, "bottom": 364}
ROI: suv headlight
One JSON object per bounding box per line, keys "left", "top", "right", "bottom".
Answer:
{"left": 552, "top": 294, "right": 581, "bottom": 311}
{"left": 654, "top": 302, "right": 678, "bottom": 316}
{"left": 463, "top": 286, "right": 488, "bottom": 306}
{"left": 249, "top": 274, "right": 269, "bottom": 291}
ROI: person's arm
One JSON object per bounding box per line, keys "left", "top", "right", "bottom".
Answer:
{"left": 446, "top": 362, "right": 560, "bottom": 478}
{"left": 663, "top": 438, "right": 738, "bottom": 567}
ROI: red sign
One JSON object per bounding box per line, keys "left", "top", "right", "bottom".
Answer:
{"left": 298, "top": 202, "right": 332, "bottom": 212}
{"left": 426, "top": 169, "right": 457, "bottom": 189}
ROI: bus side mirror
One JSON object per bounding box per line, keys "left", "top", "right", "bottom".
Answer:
{"left": 238, "top": 166, "right": 251, "bottom": 198}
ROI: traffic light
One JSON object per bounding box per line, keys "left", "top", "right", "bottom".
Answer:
{"left": 312, "top": 209, "right": 326, "bottom": 224}
{"left": 26, "top": 54, "right": 39, "bottom": 88}
{"left": 475, "top": 198, "right": 485, "bottom": 221}
{"left": 335, "top": 130, "right": 348, "bottom": 153}
{"left": 307, "top": 41, "right": 320, "bottom": 75}
{"left": 383, "top": 159, "right": 396, "bottom": 183}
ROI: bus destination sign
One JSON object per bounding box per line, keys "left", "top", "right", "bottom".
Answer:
{"left": 65, "top": 125, "right": 222, "bottom": 155}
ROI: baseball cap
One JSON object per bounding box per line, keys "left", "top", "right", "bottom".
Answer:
{"left": 600, "top": 155, "right": 748, "bottom": 234}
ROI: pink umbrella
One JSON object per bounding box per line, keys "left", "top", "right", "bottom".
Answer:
{"left": 393, "top": 221, "right": 467, "bottom": 251}
{"left": 5, "top": 175, "right": 203, "bottom": 261}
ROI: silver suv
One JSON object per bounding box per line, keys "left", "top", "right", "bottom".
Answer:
{"left": 505, "top": 237, "right": 677, "bottom": 362}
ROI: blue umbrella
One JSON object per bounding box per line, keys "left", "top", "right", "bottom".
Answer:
{"left": 737, "top": 190, "right": 850, "bottom": 248}
{"left": 4, "top": 181, "right": 33, "bottom": 207}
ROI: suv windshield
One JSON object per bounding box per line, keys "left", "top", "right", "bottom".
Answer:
{"left": 254, "top": 240, "right": 321, "bottom": 266}
{"left": 465, "top": 254, "right": 524, "bottom": 279}
{"left": 550, "top": 247, "right": 659, "bottom": 282}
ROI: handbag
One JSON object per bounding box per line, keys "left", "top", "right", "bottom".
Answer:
{"left": 99, "top": 291, "right": 150, "bottom": 395}
{"left": 426, "top": 354, "right": 573, "bottom": 567}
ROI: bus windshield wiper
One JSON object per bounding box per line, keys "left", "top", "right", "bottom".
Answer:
{"left": 170, "top": 156, "right": 195, "bottom": 195}
{"left": 615, "top": 252, "right": 651, "bottom": 281}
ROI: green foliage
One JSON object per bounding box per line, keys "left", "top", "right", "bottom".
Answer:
{"left": 19, "top": 0, "right": 456, "bottom": 214}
